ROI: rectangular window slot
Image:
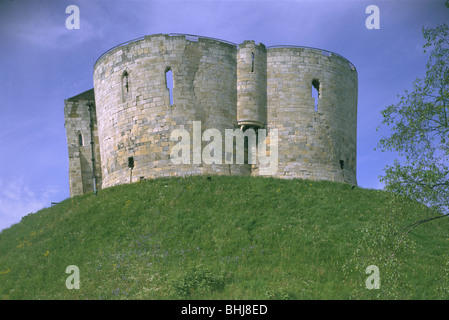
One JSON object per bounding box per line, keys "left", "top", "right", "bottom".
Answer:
{"left": 165, "top": 68, "right": 174, "bottom": 106}
{"left": 123, "top": 71, "right": 129, "bottom": 92}
{"left": 121, "top": 71, "right": 129, "bottom": 103}
{"left": 312, "top": 79, "right": 320, "bottom": 112}
{"left": 251, "top": 52, "right": 254, "bottom": 72}
{"left": 128, "top": 156, "right": 134, "bottom": 169}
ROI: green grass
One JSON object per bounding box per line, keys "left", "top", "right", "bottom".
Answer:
{"left": 0, "top": 175, "right": 448, "bottom": 299}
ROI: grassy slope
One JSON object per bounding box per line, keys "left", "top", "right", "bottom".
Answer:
{"left": 0, "top": 176, "right": 448, "bottom": 300}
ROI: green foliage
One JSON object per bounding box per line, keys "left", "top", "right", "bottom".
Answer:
{"left": 0, "top": 176, "right": 448, "bottom": 300}
{"left": 265, "top": 288, "right": 297, "bottom": 300}
{"left": 377, "top": 7, "right": 449, "bottom": 213}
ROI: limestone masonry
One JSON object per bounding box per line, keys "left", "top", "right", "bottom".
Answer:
{"left": 64, "top": 33, "right": 358, "bottom": 197}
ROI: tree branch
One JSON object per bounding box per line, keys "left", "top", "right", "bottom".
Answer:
{"left": 391, "top": 214, "right": 449, "bottom": 258}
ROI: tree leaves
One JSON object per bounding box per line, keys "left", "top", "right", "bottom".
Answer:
{"left": 377, "top": 11, "right": 449, "bottom": 214}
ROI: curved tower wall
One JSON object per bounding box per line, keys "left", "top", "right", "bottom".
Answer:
{"left": 93, "top": 34, "right": 248, "bottom": 188}
{"left": 266, "top": 47, "right": 357, "bottom": 184}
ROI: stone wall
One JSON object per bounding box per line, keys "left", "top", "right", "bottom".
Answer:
{"left": 64, "top": 89, "right": 102, "bottom": 196}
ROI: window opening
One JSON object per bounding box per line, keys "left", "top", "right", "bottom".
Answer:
{"left": 165, "top": 68, "right": 174, "bottom": 106}
{"left": 312, "top": 79, "right": 320, "bottom": 112}
{"left": 122, "top": 71, "right": 129, "bottom": 93}
{"left": 251, "top": 52, "right": 255, "bottom": 72}
{"left": 78, "top": 133, "right": 83, "bottom": 146}
{"left": 128, "top": 156, "right": 134, "bottom": 168}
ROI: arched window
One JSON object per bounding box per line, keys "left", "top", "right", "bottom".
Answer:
{"left": 78, "top": 133, "right": 83, "bottom": 146}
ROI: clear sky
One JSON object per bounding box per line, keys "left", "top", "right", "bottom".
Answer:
{"left": 0, "top": 0, "right": 448, "bottom": 231}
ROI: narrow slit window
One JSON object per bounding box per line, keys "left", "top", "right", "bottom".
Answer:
{"left": 165, "top": 68, "right": 174, "bottom": 106}
{"left": 312, "top": 79, "right": 320, "bottom": 112}
{"left": 122, "top": 71, "right": 129, "bottom": 93}
{"left": 339, "top": 160, "right": 345, "bottom": 170}
{"left": 78, "top": 133, "right": 83, "bottom": 146}
{"left": 251, "top": 52, "right": 255, "bottom": 72}
{"left": 128, "top": 156, "right": 134, "bottom": 169}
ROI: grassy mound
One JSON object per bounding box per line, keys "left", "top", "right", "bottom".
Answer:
{"left": 0, "top": 176, "right": 448, "bottom": 299}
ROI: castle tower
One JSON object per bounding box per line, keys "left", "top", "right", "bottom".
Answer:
{"left": 237, "top": 41, "right": 267, "bottom": 129}
{"left": 65, "top": 34, "right": 358, "bottom": 197}
{"left": 266, "top": 47, "right": 357, "bottom": 184}
{"left": 93, "top": 34, "right": 249, "bottom": 189}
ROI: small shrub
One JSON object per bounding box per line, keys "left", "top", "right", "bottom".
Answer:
{"left": 265, "top": 288, "right": 297, "bottom": 300}
{"left": 171, "top": 265, "right": 224, "bottom": 298}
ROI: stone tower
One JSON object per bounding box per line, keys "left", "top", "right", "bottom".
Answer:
{"left": 266, "top": 46, "right": 357, "bottom": 183}
{"left": 64, "top": 33, "right": 357, "bottom": 197}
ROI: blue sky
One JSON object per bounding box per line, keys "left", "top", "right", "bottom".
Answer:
{"left": 0, "top": 0, "right": 448, "bottom": 231}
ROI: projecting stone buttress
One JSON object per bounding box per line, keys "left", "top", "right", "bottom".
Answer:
{"left": 64, "top": 89, "right": 102, "bottom": 197}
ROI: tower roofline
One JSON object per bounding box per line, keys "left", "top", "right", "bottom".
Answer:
{"left": 266, "top": 45, "right": 357, "bottom": 73}
{"left": 94, "top": 33, "right": 238, "bottom": 68}
{"left": 66, "top": 88, "right": 95, "bottom": 102}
